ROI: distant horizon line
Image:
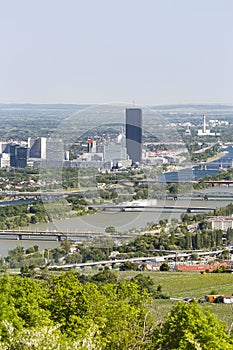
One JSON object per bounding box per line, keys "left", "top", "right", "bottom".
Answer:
{"left": 0, "top": 102, "right": 233, "bottom": 107}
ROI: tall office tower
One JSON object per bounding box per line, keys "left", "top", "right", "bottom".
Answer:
{"left": 16, "top": 146, "right": 29, "bottom": 168}
{"left": 29, "top": 137, "right": 47, "bottom": 159}
{"left": 45, "top": 138, "right": 64, "bottom": 167}
{"left": 87, "top": 139, "right": 96, "bottom": 153}
{"left": 10, "top": 144, "right": 29, "bottom": 168}
{"left": 10, "top": 144, "right": 18, "bottom": 167}
{"left": 126, "top": 108, "right": 142, "bottom": 163}
{"left": 0, "top": 142, "right": 10, "bottom": 154}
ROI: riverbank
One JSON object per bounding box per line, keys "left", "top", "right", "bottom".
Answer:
{"left": 165, "top": 151, "right": 227, "bottom": 173}
{"left": 165, "top": 164, "right": 192, "bottom": 173}
{"left": 205, "top": 151, "right": 227, "bottom": 163}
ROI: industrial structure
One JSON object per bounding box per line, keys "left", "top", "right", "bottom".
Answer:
{"left": 197, "top": 114, "right": 216, "bottom": 136}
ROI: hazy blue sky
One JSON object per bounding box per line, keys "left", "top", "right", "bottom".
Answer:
{"left": 0, "top": 0, "right": 232, "bottom": 105}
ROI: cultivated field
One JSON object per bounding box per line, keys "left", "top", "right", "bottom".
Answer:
{"left": 119, "top": 271, "right": 233, "bottom": 329}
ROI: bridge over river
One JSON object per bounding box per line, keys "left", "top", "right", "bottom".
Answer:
{"left": 0, "top": 230, "right": 136, "bottom": 242}
{"left": 89, "top": 204, "right": 214, "bottom": 213}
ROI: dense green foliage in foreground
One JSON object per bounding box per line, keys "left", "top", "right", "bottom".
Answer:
{"left": 0, "top": 272, "right": 232, "bottom": 349}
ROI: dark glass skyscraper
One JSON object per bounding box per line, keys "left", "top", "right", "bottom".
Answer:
{"left": 10, "top": 144, "right": 29, "bottom": 168}
{"left": 126, "top": 108, "right": 142, "bottom": 163}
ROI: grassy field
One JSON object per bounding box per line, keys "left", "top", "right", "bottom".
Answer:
{"left": 146, "top": 271, "right": 232, "bottom": 298}
{"left": 118, "top": 271, "right": 233, "bottom": 330}
{"left": 119, "top": 271, "right": 233, "bottom": 298}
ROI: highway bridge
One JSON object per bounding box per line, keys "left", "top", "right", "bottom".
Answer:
{"left": 0, "top": 190, "right": 80, "bottom": 198}
{"left": 112, "top": 179, "right": 197, "bottom": 186}
{"left": 88, "top": 204, "right": 214, "bottom": 213}
{"left": 203, "top": 180, "right": 233, "bottom": 186}
{"left": 117, "top": 179, "right": 233, "bottom": 187}
{"left": 47, "top": 250, "right": 224, "bottom": 270}
{"left": 0, "top": 230, "right": 137, "bottom": 242}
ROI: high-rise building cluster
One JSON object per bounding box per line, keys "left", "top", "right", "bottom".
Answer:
{"left": 66, "top": 108, "right": 142, "bottom": 169}
{"left": 0, "top": 108, "right": 143, "bottom": 170}
{"left": 0, "top": 138, "right": 64, "bottom": 168}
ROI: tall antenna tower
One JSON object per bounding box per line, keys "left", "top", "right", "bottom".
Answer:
{"left": 203, "top": 114, "right": 206, "bottom": 134}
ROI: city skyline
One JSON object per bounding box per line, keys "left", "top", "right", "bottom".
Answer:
{"left": 0, "top": 1, "right": 232, "bottom": 105}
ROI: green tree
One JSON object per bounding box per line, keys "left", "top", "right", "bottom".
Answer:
{"left": 167, "top": 183, "right": 179, "bottom": 194}
{"left": 0, "top": 323, "right": 102, "bottom": 350}
{"left": 155, "top": 302, "right": 233, "bottom": 349}
{"left": 159, "top": 263, "right": 170, "bottom": 271}
{"left": 46, "top": 271, "right": 104, "bottom": 339}
{"left": 185, "top": 232, "right": 192, "bottom": 250}
{"left": 119, "top": 261, "right": 137, "bottom": 271}
{"left": 100, "top": 281, "right": 154, "bottom": 349}
{"left": 0, "top": 275, "right": 52, "bottom": 342}
{"left": 131, "top": 274, "right": 155, "bottom": 294}
{"left": 90, "top": 270, "right": 118, "bottom": 285}
{"left": 60, "top": 238, "right": 71, "bottom": 254}
{"left": 105, "top": 226, "right": 116, "bottom": 233}
{"left": 46, "top": 271, "right": 154, "bottom": 348}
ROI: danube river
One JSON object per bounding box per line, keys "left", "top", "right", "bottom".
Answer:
{"left": 1, "top": 187, "right": 232, "bottom": 257}
{"left": 1, "top": 147, "right": 233, "bottom": 257}
{"left": 24, "top": 188, "right": 233, "bottom": 233}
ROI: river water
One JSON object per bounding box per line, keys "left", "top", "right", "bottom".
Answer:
{"left": 1, "top": 188, "right": 230, "bottom": 257}
{"left": 21, "top": 192, "right": 232, "bottom": 234}
{"left": 1, "top": 147, "right": 233, "bottom": 257}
